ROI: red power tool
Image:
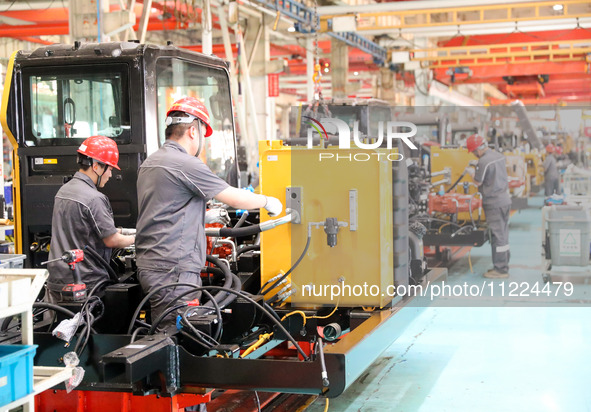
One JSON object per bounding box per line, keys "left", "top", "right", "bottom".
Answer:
{"left": 43, "top": 249, "right": 87, "bottom": 301}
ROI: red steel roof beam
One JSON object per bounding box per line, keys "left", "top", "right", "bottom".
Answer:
{"left": 439, "top": 29, "right": 591, "bottom": 47}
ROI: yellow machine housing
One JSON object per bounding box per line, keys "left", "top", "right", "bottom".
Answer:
{"left": 504, "top": 151, "right": 530, "bottom": 198}
{"left": 259, "top": 140, "right": 396, "bottom": 308}
{"left": 429, "top": 146, "right": 481, "bottom": 222}
{"left": 524, "top": 152, "right": 544, "bottom": 191}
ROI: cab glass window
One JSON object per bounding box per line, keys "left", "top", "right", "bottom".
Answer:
{"left": 23, "top": 64, "right": 130, "bottom": 146}
{"left": 156, "top": 58, "right": 236, "bottom": 185}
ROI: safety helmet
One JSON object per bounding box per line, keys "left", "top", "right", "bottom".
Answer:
{"left": 466, "top": 134, "right": 486, "bottom": 153}
{"left": 77, "top": 135, "right": 120, "bottom": 170}
{"left": 166, "top": 97, "right": 213, "bottom": 137}
{"left": 545, "top": 144, "right": 555, "bottom": 153}
{"left": 555, "top": 145, "right": 563, "bottom": 155}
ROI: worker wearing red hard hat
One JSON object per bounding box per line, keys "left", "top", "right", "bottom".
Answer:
{"left": 47, "top": 136, "right": 135, "bottom": 301}
{"left": 135, "top": 97, "right": 283, "bottom": 331}
{"left": 464, "top": 134, "right": 511, "bottom": 279}
{"left": 543, "top": 143, "right": 560, "bottom": 197}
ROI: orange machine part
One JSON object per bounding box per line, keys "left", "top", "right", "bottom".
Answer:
{"left": 428, "top": 193, "right": 482, "bottom": 214}
{"left": 205, "top": 223, "right": 233, "bottom": 260}
{"left": 36, "top": 390, "right": 211, "bottom": 412}
{"left": 508, "top": 178, "right": 526, "bottom": 189}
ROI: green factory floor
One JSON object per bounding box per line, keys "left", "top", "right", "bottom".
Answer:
{"left": 308, "top": 196, "right": 591, "bottom": 412}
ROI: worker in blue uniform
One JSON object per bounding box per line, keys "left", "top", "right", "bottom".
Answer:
{"left": 136, "top": 97, "right": 282, "bottom": 331}
{"left": 464, "top": 134, "right": 511, "bottom": 279}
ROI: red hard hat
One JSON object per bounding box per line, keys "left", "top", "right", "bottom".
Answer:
{"left": 166, "top": 97, "right": 213, "bottom": 137}
{"left": 466, "top": 134, "right": 486, "bottom": 153}
{"left": 545, "top": 144, "right": 555, "bottom": 153}
{"left": 77, "top": 136, "right": 120, "bottom": 170}
{"left": 555, "top": 146, "right": 563, "bottom": 155}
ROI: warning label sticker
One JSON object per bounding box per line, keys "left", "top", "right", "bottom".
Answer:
{"left": 559, "top": 229, "right": 580, "bottom": 257}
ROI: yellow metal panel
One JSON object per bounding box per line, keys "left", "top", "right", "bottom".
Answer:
{"left": 430, "top": 146, "right": 481, "bottom": 222}
{"left": 524, "top": 153, "right": 544, "bottom": 187}
{"left": 259, "top": 141, "right": 395, "bottom": 308}
{"left": 505, "top": 152, "right": 529, "bottom": 197}
{"left": 0, "top": 51, "right": 22, "bottom": 254}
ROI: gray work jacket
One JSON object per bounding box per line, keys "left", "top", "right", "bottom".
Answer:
{"left": 543, "top": 154, "right": 559, "bottom": 182}
{"left": 48, "top": 172, "right": 118, "bottom": 289}
{"left": 135, "top": 140, "right": 229, "bottom": 273}
{"left": 473, "top": 149, "right": 512, "bottom": 208}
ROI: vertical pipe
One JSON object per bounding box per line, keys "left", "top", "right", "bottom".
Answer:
{"left": 218, "top": 6, "right": 250, "bottom": 152}
{"left": 306, "top": 37, "right": 314, "bottom": 101}
{"left": 137, "top": 0, "right": 152, "bottom": 44}
{"left": 202, "top": 0, "right": 213, "bottom": 55}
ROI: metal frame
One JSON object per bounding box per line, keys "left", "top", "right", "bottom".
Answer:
{"left": 423, "top": 229, "right": 488, "bottom": 247}
{"left": 249, "top": 0, "right": 387, "bottom": 65}
{"left": 411, "top": 39, "right": 591, "bottom": 69}
{"left": 320, "top": 0, "right": 591, "bottom": 32}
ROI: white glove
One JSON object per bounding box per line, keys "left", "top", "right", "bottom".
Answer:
{"left": 120, "top": 228, "right": 136, "bottom": 235}
{"left": 263, "top": 196, "right": 283, "bottom": 217}
{"left": 464, "top": 165, "right": 475, "bottom": 177}
{"left": 205, "top": 208, "right": 231, "bottom": 225}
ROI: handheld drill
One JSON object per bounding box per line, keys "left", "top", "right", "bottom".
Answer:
{"left": 42, "top": 249, "right": 87, "bottom": 301}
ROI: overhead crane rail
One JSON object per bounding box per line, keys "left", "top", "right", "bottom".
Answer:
{"left": 250, "top": 0, "right": 387, "bottom": 65}
{"left": 410, "top": 39, "right": 591, "bottom": 68}
{"left": 319, "top": 0, "right": 591, "bottom": 33}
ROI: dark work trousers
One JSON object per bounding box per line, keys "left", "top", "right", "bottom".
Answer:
{"left": 138, "top": 268, "right": 202, "bottom": 332}
{"left": 544, "top": 177, "right": 560, "bottom": 197}
{"left": 484, "top": 204, "right": 511, "bottom": 273}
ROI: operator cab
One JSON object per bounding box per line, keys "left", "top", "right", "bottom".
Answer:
{"left": 1, "top": 42, "right": 238, "bottom": 267}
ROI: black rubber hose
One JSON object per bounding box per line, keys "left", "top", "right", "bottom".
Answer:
{"left": 0, "top": 317, "right": 12, "bottom": 332}
{"left": 236, "top": 245, "right": 260, "bottom": 257}
{"left": 234, "top": 211, "right": 249, "bottom": 229}
{"left": 128, "top": 282, "right": 211, "bottom": 334}
{"left": 259, "top": 234, "right": 311, "bottom": 296}
{"left": 206, "top": 255, "right": 233, "bottom": 291}
{"left": 202, "top": 266, "right": 224, "bottom": 285}
{"left": 33, "top": 302, "right": 76, "bottom": 318}
{"left": 445, "top": 170, "right": 468, "bottom": 194}
{"left": 130, "top": 327, "right": 149, "bottom": 343}
{"left": 206, "top": 255, "right": 240, "bottom": 307}
{"left": 192, "top": 285, "right": 310, "bottom": 361}
{"left": 1, "top": 304, "right": 77, "bottom": 333}
{"left": 84, "top": 245, "right": 119, "bottom": 282}
{"left": 216, "top": 272, "right": 242, "bottom": 308}
{"left": 87, "top": 278, "right": 114, "bottom": 299}
{"left": 150, "top": 289, "right": 222, "bottom": 339}
{"left": 210, "top": 225, "right": 262, "bottom": 238}
{"left": 128, "top": 255, "right": 234, "bottom": 335}
{"left": 127, "top": 283, "right": 309, "bottom": 360}
{"left": 148, "top": 303, "right": 188, "bottom": 334}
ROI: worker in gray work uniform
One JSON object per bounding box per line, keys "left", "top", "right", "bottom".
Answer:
{"left": 464, "top": 134, "right": 511, "bottom": 279}
{"left": 136, "top": 97, "right": 283, "bottom": 332}
{"left": 47, "top": 136, "right": 136, "bottom": 301}
{"left": 543, "top": 144, "right": 560, "bottom": 197}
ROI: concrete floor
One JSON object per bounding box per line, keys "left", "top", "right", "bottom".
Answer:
{"left": 309, "top": 196, "right": 591, "bottom": 412}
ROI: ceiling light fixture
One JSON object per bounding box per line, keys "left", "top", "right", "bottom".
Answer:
{"left": 552, "top": 4, "right": 563, "bottom": 11}
{"left": 354, "top": 71, "right": 359, "bottom": 76}
{"left": 287, "top": 26, "right": 296, "bottom": 32}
